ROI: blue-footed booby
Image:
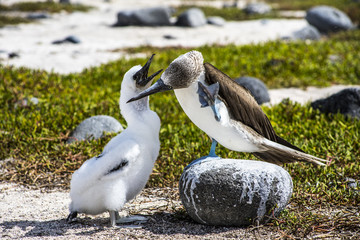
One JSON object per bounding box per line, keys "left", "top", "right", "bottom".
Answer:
{"left": 67, "top": 55, "right": 162, "bottom": 227}
{"left": 128, "top": 51, "right": 328, "bottom": 166}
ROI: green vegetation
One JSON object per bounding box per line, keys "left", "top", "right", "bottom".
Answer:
{"left": 0, "top": 15, "right": 31, "bottom": 27}
{"left": 0, "top": 1, "right": 92, "bottom": 13}
{"left": 1, "top": 31, "right": 359, "bottom": 188}
{"left": 175, "top": 5, "right": 284, "bottom": 21}
{"left": 0, "top": 1, "right": 92, "bottom": 27}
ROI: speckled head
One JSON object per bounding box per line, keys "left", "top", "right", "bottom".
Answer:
{"left": 162, "top": 50, "right": 204, "bottom": 89}
{"left": 127, "top": 50, "right": 204, "bottom": 103}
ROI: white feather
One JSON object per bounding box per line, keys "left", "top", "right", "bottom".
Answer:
{"left": 69, "top": 65, "right": 160, "bottom": 218}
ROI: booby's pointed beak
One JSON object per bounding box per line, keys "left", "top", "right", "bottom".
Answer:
{"left": 133, "top": 54, "right": 162, "bottom": 87}
{"left": 127, "top": 78, "right": 173, "bottom": 103}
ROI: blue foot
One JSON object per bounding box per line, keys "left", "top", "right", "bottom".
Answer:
{"left": 185, "top": 139, "right": 220, "bottom": 170}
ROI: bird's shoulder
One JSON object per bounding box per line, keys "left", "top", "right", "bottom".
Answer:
{"left": 203, "top": 62, "right": 277, "bottom": 141}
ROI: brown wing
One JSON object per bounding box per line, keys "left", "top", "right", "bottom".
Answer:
{"left": 204, "top": 62, "right": 278, "bottom": 141}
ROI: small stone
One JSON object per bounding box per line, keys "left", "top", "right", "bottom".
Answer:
{"left": 52, "top": 35, "right": 81, "bottom": 44}
{"left": 207, "top": 16, "right": 226, "bottom": 26}
{"left": 59, "top": 0, "right": 70, "bottom": 4}
{"left": 244, "top": 3, "right": 271, "bottom": 15}
{"left": 179, "top": 158, "right": 293, "bottom": 226}
{"left": 175, "top": 8, "right": 207, "bottom": 27}
{"left": 115, "top": 7, "right": 172, "bottom": 26}
{"left": 346, "top": 178, "right": 359, "bottom": 191}
{"left": 8, "top": 52, "right": 20, "bottom": 58}
{"left": 235, "top": 76, "right": 270, "bottom": 105}
{"left": 14, "top": 97, "right": 39, "bottom": 108}
{"left": 67, "top": 115, "right": 123, "bottom": 144}
{"left": 292, "top": 25, "right": 321, "bottom": 40}
{"left": 305, "top": 6, "right": 354, "bottom": 33}
{"left": 26, "top": 12, "right": 50, "bottom": 20}
{"left": 163, "top": 34, "right": 176, "bottom": 40}
{"left": 311, "top": 88, "right": 360, "bottom": 119}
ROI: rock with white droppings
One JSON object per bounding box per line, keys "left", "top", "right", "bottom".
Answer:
{"left": 179, "top": 158, "right": 293, "bottom": 226}
{"left": 67, "top": 115, "right": 123, "bottom": 143}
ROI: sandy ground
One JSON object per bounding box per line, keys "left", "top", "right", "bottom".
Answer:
{"left": 0, "top": 183, "right": 284, "bottom": 240}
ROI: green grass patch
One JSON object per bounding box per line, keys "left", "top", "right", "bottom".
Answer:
{"left": 0, "top": 1, "right": 92, "bottom": 27}
{"left": 0, "top": 1, "right": 92, "bottom": 13}
{"left": 1, "top": 32, "right": 360, "bottom": 189}
{"left": 175, "top": 5, "right": 285, "bottom": 21}
{"left": 0, "top": 15, "right": 32, "bottom": 27}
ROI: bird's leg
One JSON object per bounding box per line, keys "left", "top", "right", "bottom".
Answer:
{"left": 66, "top": 211, "right": 78, "bottom": 223}
{"left": 208, "top": 138, "right": 218, "bottom": 157}
{"left": 185, "top": 138, "right": 220, "bottom": 169}
{"left": 109, "top": 210, "right": 117, "bottom": 227}
{"left": 116, "top": 215, "right": 148, "bottom": 224}
{"left": 210, "top": 101, "right": 221, "bottom": 122}
{"left": 109, "top": 210, "right": 147, "bottom": 228}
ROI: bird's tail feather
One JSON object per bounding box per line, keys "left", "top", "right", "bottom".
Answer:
{"left": 254, "top": 138, "right": 328, "bottom": 166}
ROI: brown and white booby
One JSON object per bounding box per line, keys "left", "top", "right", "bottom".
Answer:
{"left": 128, "top": 50, "right": 327, "bottom": 166}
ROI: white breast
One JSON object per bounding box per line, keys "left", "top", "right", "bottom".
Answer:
{"left": 174, "top": 82, "right": 261, "bottom": 153}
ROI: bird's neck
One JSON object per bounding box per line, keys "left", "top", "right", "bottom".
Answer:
{"left": 120, "top": 89, "right": 151, "bottom": 122}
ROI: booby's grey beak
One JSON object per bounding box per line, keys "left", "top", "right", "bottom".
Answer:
{"left": 127, "top": 78, "right": 173, "bottom": 103}
{"left": 133, "top": 54, "right": 162, "bottom": 87}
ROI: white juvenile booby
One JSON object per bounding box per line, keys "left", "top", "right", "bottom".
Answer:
{"left": 67, "top": 55, "right": 162, "bottom": 227}
{"left": 128, "top": 50, "right": 328, "bottom": 166}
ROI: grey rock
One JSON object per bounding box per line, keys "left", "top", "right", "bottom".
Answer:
{"left": 8, "top": 52, "right": 20, "bottom": 58}
{"left": 27, "top": 12, "right": 50, "bottom": 19}
{"left": 67, "top": 115, "right": 123, "bottom": 143}
{"left": 292, "top": 25, "right": 322, "bottom": 40}
{"left": 311, "top": 88, "right": 360, "bottom": 119}
{"left": 235, "top": 76, "right": 270, "bottom": 105}
{"left": 207, "top": 16, "right": 226, "bottom": 26}
{"left": 328, "top": 54, "right": 342, "bottom": 64}
{"left": 52, "top": 35, "right": 81, "bottom": 44}
{"left": 223, "top": 1, "right": 238, "bottom": 8}
{"left": 115, "top": 7, "right": 172, "bottom": 26}
{"left": 244, "top": 3, "right": 271, "bottom": 15}
{"left": 346, "top": 178, "right": 359, "bottom": 191}
{"left": 59, "top": 0, "right": 70, "bottom": 4}
{"left": 175, "top": 8, "right": 207, "bottom": 27}
{"left": 163, "top": 34, "right": 177, "bottom": 40}
{"left": 15, "top": 97, "right": 39, "bottom": 108}
{"left": 179, "top": 158, "right": 293, "bottom": 226}
{"left": 306, "top": 6, "right": 354, "bottom": 33}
